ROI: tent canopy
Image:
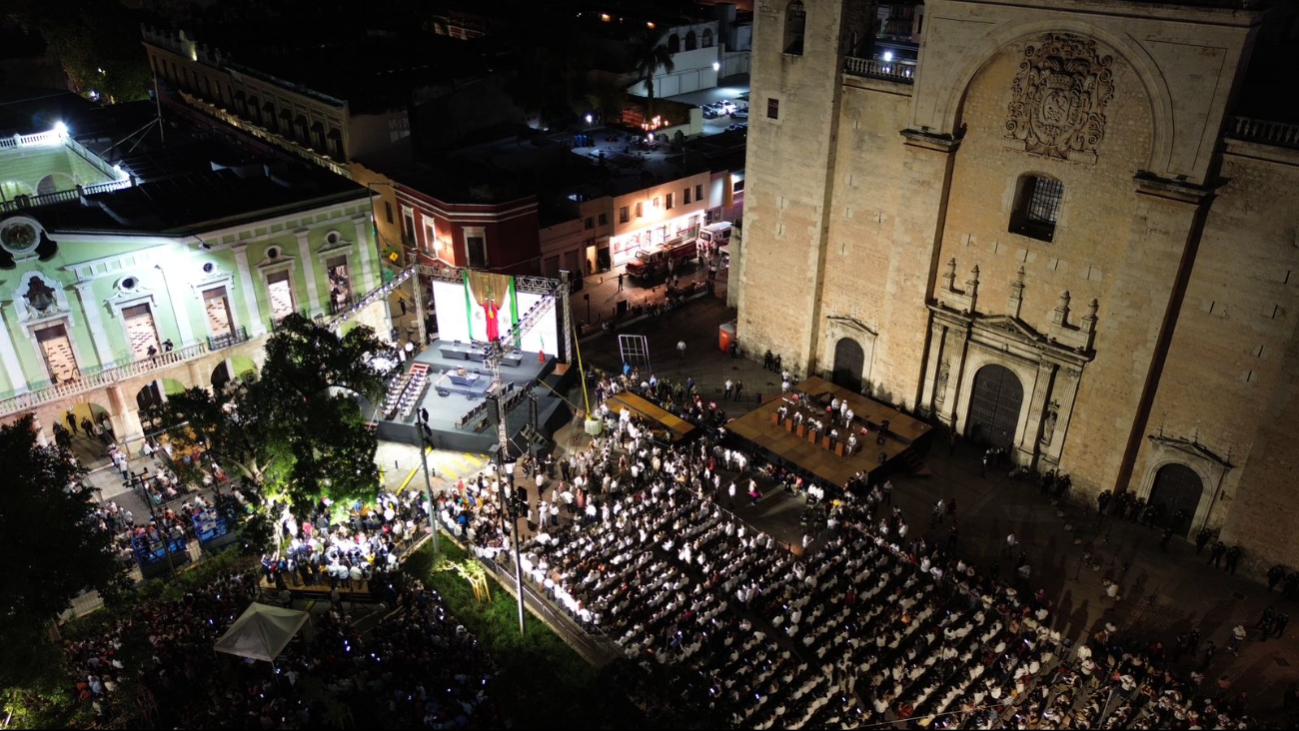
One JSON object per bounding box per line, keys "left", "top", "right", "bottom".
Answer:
{"left": 214, "top": 603, "right": 309, "bottom": 662}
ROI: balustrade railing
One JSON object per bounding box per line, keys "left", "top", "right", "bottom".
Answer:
{"left": 1, "top": 330, "right": 254, "bottom": 418}
{"left": 179, "top": 92, "right": 352, "bottom": 179}
{"left": 1226, "top": 116, "right": 1299, "bottom": 149}
{"left": 843, "top": 56, "right": 916, "bottom": 83}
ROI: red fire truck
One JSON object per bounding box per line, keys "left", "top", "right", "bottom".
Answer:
{"left": 624, "top": 237, "right": 697, "bottom": 280}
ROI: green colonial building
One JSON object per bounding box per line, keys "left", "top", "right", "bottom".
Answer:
{"left": 0, "top": 99, "right": 398, "bottom": 446}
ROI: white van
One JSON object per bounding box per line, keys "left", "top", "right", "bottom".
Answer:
{"left": 697, "top": 221, "right": 733, "bottom": 256}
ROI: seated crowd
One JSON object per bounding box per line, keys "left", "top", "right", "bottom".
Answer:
{"left": 436, "top": 366, "right": 1257, "bottom": 729}
{"left": 64, "top": 567, "right": 499, "bottom": 729}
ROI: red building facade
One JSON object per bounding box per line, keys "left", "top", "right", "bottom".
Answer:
{"left": 394, "top": 184, "right": 541, "bottom": 274}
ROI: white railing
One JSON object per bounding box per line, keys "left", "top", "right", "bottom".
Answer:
{"left": 0, "top": 179, "right": 133, "bottom": 213}
{"left": 179, "top": 92, "right": 352, "bottom": 179}
{"left": 1226, "top": 116, "right": 1299, "bottom": 149}
{"left": 843, "top": 57, "right": 916, "bottom": 83}
{"left": 0, "top": 130, "right": 63, "bottom": 149}
{"left": 0, "top": 336, "right": 250, "bottom": 418}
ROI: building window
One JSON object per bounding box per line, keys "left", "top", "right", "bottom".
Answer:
{"left": 685, "top": 30, "right": 698, "bottom": 51}
{"left": 425, "top": 222, "right": 437, "bottom": 251}
{"left": 667, "top": 34, "right": 680, "bottom": 54}
{"left": 684, "top": 187, "right": 692, "bottom": 205}
{"left": 598, "top": 212, "right": 608, "bottom": 226}
{"left": 702, "top": 28, "right": 714, "bottom": 48}
{"left": 402, "top": 208, "right": 416, "bottom": 246}
{"left": 1010, "top": 174, "right": 1064, "bottom": 242}
{"left": 785, "top": 1, "right": 807, "bottom": 56}
{"left": 653, "top": 197, "right": 661, "bottom": 209}
{"left": 695, "top": 184, "right": 704, "bottom": 201}
{"left": 585, "top": 217, "right": 595, "bottom": 230}
{"left": 636, "top": 202, "right": 644, "bottom": 218}
{"left": 466, "top": 233, "right": 488, "bottom": 268}
{"left": 734, "top": 179, "right": 745, "bottom": 193}
{"left": 767, "top": 98, "right": 780, "bottom": 120}
{"left": 384, "top": 201, "right": 394, "bottom": 225}
{"left": 666, "top": 193, "right": 674, "bottom": 210}
{"left": 620, "top": 206, "right": 630, "bottom": 223}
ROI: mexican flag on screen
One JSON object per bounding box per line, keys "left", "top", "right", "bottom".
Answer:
{"left": 464, "top": 270, "right": 521, "bottom": 347}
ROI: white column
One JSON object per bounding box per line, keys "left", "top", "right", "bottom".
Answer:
{"left": 295, "top": 229, "right": 322, "bottom": 316}
{"left": 234, "top": 245, "right": 266, "bottom": 336}
{"left": 155, "top": 264, "right": 196, "bottom": 346}
{"left": 352, "top": 216, "right": 377, "bottom": 292}
{"left": 0, "top": 302, "right": 28, "bottom": 394}
{"left": 73, "top": 281, "right": 113, "bottom": 368}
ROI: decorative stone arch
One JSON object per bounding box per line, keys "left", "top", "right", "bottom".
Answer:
{"left": 36, "top": 173, "right": 76, "bottom": 196}
{"left": 819, "top": 316, "right": 876, "bottom": 394}
{"left": 922, "top": 19, "right": 1174, "bottom": 177}
{"left": 702, "top": 27, "right": 714, "bottom": 48}
{"left": 667, "top": 34, "right": 681, "bottom": 54}
{"left": 1136, "top": 434, "right": 1232, "bottom": 535}
{"left": 685, "top": 30, "right": 698, "bottom": 51}
{"left": 954, "top": 347, "right": 1035, "bottom": 452}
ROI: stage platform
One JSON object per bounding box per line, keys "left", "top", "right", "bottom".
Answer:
{"left": 726, "top": 376, "right": 934, "bottom": 488}
{"left": 605, "top": 393, "right": 700, "bottom": 445}
{"left": 363, "top": 339, "right": 573, "bottom": 456}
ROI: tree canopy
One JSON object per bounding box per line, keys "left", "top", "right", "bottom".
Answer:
{"left": 627, "top": 28, "right": 675, "bottom": 116}
{"left": 0, "top": 415, "right": 120, "bottom": 691}
{"left": 165, "top": 315, "right": 385, "bottom": 518}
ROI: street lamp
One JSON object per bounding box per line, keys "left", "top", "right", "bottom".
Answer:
{"left": 415, "top": 413, "right": 440, "bottom": 556}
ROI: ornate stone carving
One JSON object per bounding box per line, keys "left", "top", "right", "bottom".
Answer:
{"left": 1004, "top": 34, "right": 1115, "bottom": 163}
{"left": 934, "top": 361, "right": 951, "bottom": 406}
{"left": 1040, "top": 400, "right": 1060, "bottom": 445}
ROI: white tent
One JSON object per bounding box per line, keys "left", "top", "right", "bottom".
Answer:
{"left": 214, "top": 603, "right": 310, "bottom": 662}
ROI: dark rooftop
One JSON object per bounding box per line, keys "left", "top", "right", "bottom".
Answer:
{"left": 6, "top": 98, "right": 365, "bottom": 235}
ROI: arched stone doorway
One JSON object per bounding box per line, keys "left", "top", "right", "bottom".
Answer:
{"left": 1149, "top": 463, "right": 1204, "bottom": 538}
{"left": 966, "top": 364, "right": 1023, "bottom": 449}
{"left": 832, "top": 337, "right": 865, "bottom": 393}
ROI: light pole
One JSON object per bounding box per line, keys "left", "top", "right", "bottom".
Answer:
{"left": 415, "top": 415, "right": 440, "bottom": 556}
{"left": 489, "top": 390, "right": 527, "bottom": 635}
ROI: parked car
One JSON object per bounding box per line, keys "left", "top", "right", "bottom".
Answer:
{"left": 730, "top": 109, "right": 749, "bottom": 120}
{"left": 718, "top": 100, "right": 737, "bottom": 113}
{"left": 702, "top": 106, "right": 719, "bottom": 119}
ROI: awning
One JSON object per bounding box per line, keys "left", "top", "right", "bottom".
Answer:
{"left": 214, "top": 603, "right": 309, "bottom": 662}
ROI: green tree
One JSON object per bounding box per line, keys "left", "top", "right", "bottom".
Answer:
{"left": 626, "top": 28, "right": 675, "bottom": 117}
{"left": 0, "top": 415, "right": 120, "bottom": 693}
{"left": 165, "top": 315, "right": 385, "bottom": 521}
{"left": 11, "top": 0, "right": 151, "bottom": 103}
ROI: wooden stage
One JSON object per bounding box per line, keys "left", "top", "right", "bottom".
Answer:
{"left": 726, "top": 376, "right": 933, "bottom": 487}
{"left": 606, "top": 393, "right": 699, "bottom": 444}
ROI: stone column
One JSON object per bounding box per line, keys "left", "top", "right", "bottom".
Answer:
{"left": 881, "top": 130, "right": 960, "bottom": 410}
{"left": 920, "top": 320, "right": 947, "bottom": 417}
{"left": 1107, "top": 176, "right": 1212, "bottom": 494}
{"left": 233, "top": 245, "right": 266, "bottom": 336}
{"left": 155, "top": 264, "right": 196, "bottom": 347}
{"left": 1017, "top": 360, "right": 1057, "bottom": 465}
{"left": 73, "top": 281, "right": 113, "bottom": 369}
{"left": 295, "top": 229, "right": 322, "bottom": 316}
{"left": 31, "top": 413, "right": 49, "bottom": 446}
{"left": 1039, "top": 366, "right": 1081, "bottom": 469}
{"left": 107, "top": 384, "right": 145, "bottom": 446}
{"left": 0, "top": 302, "right": 29, "bottom": 395}
{"left": 186, "top": 360, "right": 210, "bottom": 393}
{"left": 352, "top": 215, "right": 377, "bottom": 293}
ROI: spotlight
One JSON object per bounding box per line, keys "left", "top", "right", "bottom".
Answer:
{"left": 53, "top": 121, "right": 69, "bottom": 138}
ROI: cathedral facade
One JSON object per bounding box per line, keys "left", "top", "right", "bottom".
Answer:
{"left": 738, "top": 0, "right": 1299, "bottom": 570}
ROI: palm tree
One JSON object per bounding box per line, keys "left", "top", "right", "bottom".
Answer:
{"left": 627, "top": 28, "right": 675, "bottom": 117}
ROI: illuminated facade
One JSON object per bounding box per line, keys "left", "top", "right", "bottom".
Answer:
{"left": 0, "top": 121, "right": 389, "bottom": 447}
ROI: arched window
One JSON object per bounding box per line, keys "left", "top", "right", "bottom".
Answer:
{"left": 1010, "top": 174, "right": 1064, "bottom": 242}
{"left": 702, "top": 28, "right": 714, "bottom": 48}
{"left": 685, "top": 30, "right": 698, "bottom": 51}
{"left": 784, "top": 1, "right": 807, "bottom": 56}
{"left": 667, "top": 34, "right": 680, "bottom": 54}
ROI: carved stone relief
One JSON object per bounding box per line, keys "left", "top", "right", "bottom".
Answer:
{"left": 1004, "top": 34, "right": 1115, "bottom": 164}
